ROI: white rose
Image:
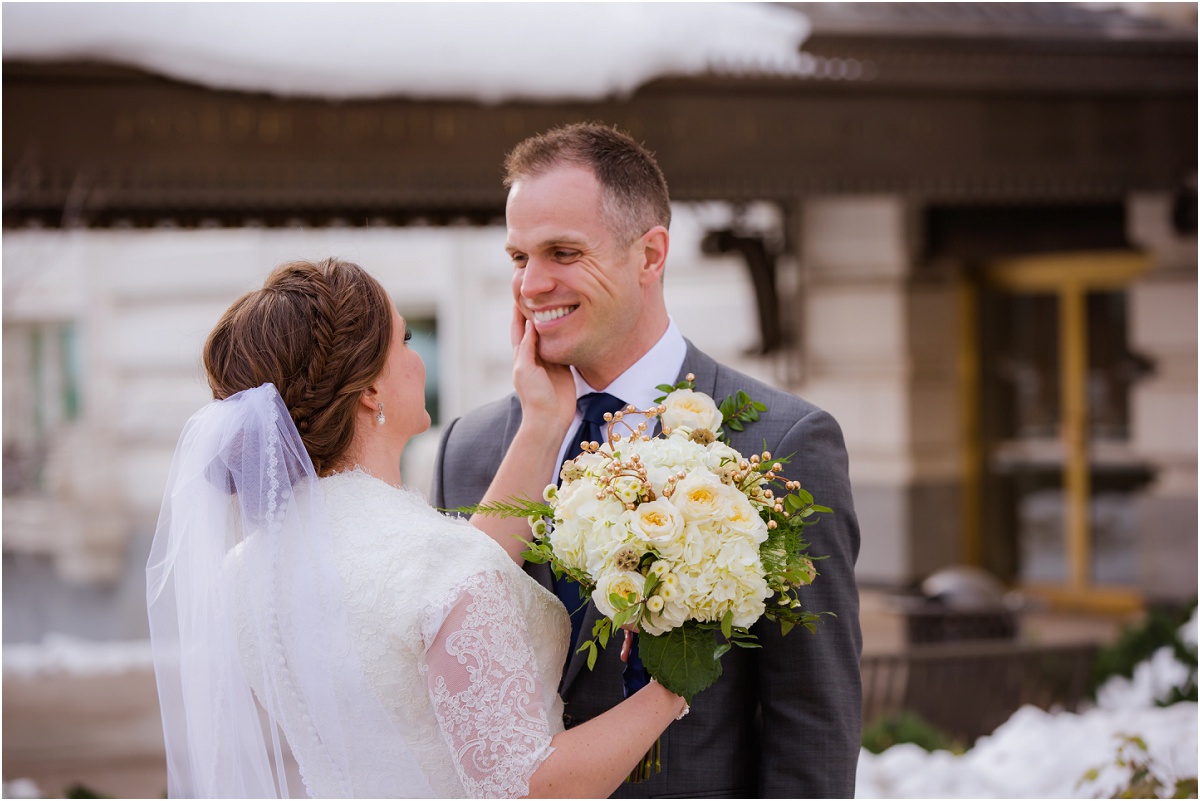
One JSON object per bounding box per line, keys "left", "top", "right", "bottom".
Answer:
{"left": 660, "top": 389, "right": 723, "bottom": 434}
{"left": 724, "top": 491, "right": 769, "bottom": 542}
{"left": 670, "top": 471, "right": 734, "bottom": 523}
{"left": 592, "top": 570, "right": 646, "bottom": 620}
{"left": 627, "top": 499, "right": 685, "bottom": 548}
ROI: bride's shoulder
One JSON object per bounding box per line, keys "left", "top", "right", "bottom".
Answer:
{"left": 320, "top": 469, "right": 507, "bottom": 559}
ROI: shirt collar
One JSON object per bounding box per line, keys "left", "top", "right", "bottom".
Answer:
{"left": 571, "top": 317, "right": 687, "bottom": 412}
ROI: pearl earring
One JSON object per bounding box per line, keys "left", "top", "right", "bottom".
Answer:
{"left": 376, "top": 403, "right": 386, "bottom": 426}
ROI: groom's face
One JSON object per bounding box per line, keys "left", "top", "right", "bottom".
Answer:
{"left": 505, "top": 164, "right": 650, "bottom": 388}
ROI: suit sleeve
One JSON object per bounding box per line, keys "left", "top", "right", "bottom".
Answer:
{"left": 756, "top": 408, "right": 862, "bottom": 798}
{"left": 430, "top": 416, "right": 460, "bottom": 510}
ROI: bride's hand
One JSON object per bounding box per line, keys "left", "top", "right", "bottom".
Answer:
{"left": 512, "top": 307, "right": 575, "bottom": 433}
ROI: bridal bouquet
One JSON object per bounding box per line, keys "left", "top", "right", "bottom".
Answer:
{"left": 475, "top": 377, "right": 831, "bottom": 705}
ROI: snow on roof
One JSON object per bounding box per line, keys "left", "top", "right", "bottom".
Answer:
{"left": 1, "top": 2, "right": 812, "bottom": 102}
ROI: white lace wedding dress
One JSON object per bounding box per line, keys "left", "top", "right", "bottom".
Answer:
{"left": 230, "top": 470, "right": 570, "bottom": 798}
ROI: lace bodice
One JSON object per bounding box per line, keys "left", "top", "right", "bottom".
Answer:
{"left": 231, "top": 470, "right": 569, "bottom": 798}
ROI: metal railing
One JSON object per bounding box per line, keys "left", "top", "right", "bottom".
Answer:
{"left": 862, "top": 640, "right": 1100, "bottom": 745}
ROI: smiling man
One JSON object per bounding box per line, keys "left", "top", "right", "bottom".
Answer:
{"left": 433, "top": 122, "right": 862, "bottom": 798}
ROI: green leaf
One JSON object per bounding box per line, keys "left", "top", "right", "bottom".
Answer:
{"left": 656, "top": 383, "right": 677, "bottom": 394}
{"left": 714, "top": 642, "right": 731, "bottom": 659}
{"left": 780, "top": 619, "right": 795, "bottom": 637}
{"left": 522, "top": 548, "right": 551, "bottom": 564}
{"left": 586, "top": 641, "right": 598, "bottom": 670}
{"left": 613, "top": 606, "right": 636, "bottom": 628}
{"left": 728, "top": 420, "right": 744, "bottom": 432}
{"left": 638, "top": 623, "right": 725, "bottom": 704}
{"left": 449, "top": 496, "right": 554, "bottom": 519}
{"left": 720, "top": 610, "right": 734, "bottom": 640}
{"left": 752, "top": 401, "right": 768, "bottom": 412}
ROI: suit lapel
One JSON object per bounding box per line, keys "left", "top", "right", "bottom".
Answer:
{"left": 680, "top": 339, "right": 719, "bottom": 399}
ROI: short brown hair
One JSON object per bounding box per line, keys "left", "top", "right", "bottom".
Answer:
{"left": 503, "top": 122, "right": 671, "bottom": 245}
{"left": 203, "top": 258, "right": 392, "bottom": 476}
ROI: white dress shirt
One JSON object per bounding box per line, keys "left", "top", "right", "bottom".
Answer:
{"left": 554, "top": 317, "right": 687, "bottom": 470}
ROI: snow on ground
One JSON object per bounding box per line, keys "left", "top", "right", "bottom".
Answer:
{"left": 1, "top": 3, "right": 812, "bottom": 102}
{"left": 856, "top": 611, "right": 1198, "bottom": 798}
{"left": 4, "top": 615, "right": 1195, "bottom": 798}
{"left": 2, "top": 633, "right": 153, "bottom": 678}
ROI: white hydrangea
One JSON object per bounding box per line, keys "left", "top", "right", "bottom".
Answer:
{"left": 548, "top": 389, "right": 775, "bottom": 640}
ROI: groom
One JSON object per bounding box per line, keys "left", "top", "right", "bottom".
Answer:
{"left": 433, "top": 122, "right": 862, "bottom": 798}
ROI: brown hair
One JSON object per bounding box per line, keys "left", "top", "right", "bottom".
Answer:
{"left": 203, "top": 258, "right": 392, "bottom": 476}
{"left": 503, "top": 122, "right": 671, "bottom": 245}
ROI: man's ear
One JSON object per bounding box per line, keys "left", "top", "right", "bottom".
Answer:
{"left": 639, "top": 226, "right": 669, "bottom": 285}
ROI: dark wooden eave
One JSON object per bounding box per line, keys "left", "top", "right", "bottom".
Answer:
{"left": 3, "top": 4, "right": 1195, "bottom": 228}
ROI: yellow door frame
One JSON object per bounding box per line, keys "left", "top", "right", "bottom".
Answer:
{"left": 960, "top": 251, "right": 1150, "bottom": 613}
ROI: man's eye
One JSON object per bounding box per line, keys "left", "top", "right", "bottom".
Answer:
{"left": 511, "top": 253, "right": 527, "bottom": 266}
{"left": 554, "top": 250, "right": 578, "bottom": 261}
{"left": 403, "top": 329, "right": 413, "bottom": 343}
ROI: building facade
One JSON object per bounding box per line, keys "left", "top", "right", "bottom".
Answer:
{"left": 4, "top": 4, "right": 1195, "bottom": 643}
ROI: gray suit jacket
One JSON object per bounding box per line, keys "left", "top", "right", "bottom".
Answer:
{"left": 432, "top": 342, "right": 862, "bottom": 798}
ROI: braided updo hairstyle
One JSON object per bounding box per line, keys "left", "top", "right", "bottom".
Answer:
{"left": 203, "top": 258, "right": 393, "bottom": 476}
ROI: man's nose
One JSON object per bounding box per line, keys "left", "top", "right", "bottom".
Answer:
{"left": 518, "top": 256, "right": 555, "bottom": 299}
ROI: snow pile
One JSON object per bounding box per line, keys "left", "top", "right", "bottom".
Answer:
{"left": 1, "top": 3, "right": 811, "bottom": 102}
{"left": 1, "top": 778, "right": 42, "bottom": 799}
{"left": 2, "top": 633, "right": 154, "bottom": 678}
{"left": 856, "top": 611, "right": 1199, "bottom": 798}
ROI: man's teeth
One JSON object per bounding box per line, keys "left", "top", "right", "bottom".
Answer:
{"left": 532, "top": 306, "right": 578, "bottom": 323}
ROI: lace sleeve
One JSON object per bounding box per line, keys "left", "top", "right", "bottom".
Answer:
{"left": 423, "top": 570, "right": 556, "bottom": 799}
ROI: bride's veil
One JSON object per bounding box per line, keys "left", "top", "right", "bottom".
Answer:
{"left": 146, "top": 383, "right": 435, "bottom": 798}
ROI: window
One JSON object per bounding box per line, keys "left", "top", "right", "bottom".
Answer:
{"left": 964, "top": 252, "right": 1153, "bottom": 611}
{"left": 2, "top": 321, "right": 81, "bottom": 495}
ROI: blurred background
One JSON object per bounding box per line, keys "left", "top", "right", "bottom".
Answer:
{"left": 3, "top": 2, "right": 1196, "bottom": 798}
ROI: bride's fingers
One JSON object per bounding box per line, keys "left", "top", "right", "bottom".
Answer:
{"left": 620, "top": 629, "right": 633, "bottom": 663}
{"left": 517, "top": 321, "right": 539, "bottom": 371}
{"left": 511, "top": 305, "right": 528, "bottom": 353}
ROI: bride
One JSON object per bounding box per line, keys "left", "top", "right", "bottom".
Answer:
{"left": 146, "top": 257, "right": 687, "bottom": 798}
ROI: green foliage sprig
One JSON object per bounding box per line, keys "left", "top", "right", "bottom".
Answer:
{"left": 1078, "top": 734, "right": 1199, "bottom": 799}
{"left": 717, "top": 390, "right": 768, "bottom": 438}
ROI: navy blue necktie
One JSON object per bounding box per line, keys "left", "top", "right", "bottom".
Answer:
{"left": 556, "top": 392, "right": 649, "bottom": 697}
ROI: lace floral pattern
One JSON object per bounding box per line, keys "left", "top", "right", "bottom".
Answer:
{"left": 230, "top": 470, "right": 568, "bottom": 797}
{"left": 425, "top": 571, "right": 556, "bottom": 798}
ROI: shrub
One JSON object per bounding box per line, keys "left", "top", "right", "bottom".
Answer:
{"left": 861, "top": 710, "right": 963, "bottom": 755}
{"left": 1089, "top": 597, "right": 1197, "bottom": 705}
